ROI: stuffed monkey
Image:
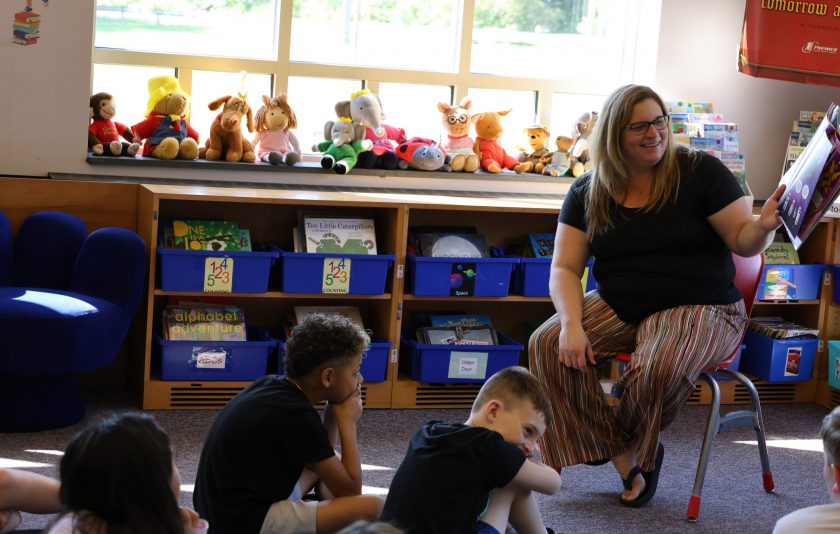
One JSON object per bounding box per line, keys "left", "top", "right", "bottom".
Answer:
{"left": 88, "top": 92, "right": 140, "bottom": 156}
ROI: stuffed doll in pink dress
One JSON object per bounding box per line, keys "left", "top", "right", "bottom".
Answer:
{"left": 251, "top": 94, "right": 301, "bottom": 165}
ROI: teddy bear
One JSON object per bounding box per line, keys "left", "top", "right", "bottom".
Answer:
{"left": 312, "top": 117, "right": 372, "bottom": 175}
{"left": 131, "top": 75, "right": 199, "bottom": 160}
{"left": 88, "top": 92, "right": 140, "bottom": 157}
{"left": 540, "top": 135, "right": 574, "bottom": 177}
{"left": 437, "top": 97, "right": 480, "bottom": 172}
{"left": 335, "top": 90, "right": 405, "bottom": 170}
{"left": 473, "top": 109, "right": 531, "bottom": 174}
{"left": 198, "top": 93, "right": 256, "bottom": 163}
{"left": 252, "top": 93, "right": 301, "bottom": 165}
{"left": 568, "top": 110, "right": 598, "bottom": 177}
{"left": 517, "top": 124, "right": 551, "bottom": 174}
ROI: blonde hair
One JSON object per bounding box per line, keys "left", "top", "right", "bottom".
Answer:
{"left": 254, "top": 94, "right": 297, "bottom": 133}
{"left": 822, "top": 407, "right": 840, "bottom": 465}
{"left": 471, "top": 366, "right": 551, "bottom": 420}
{"left": 585, "top": 84, "right": 690, "bottom": 239}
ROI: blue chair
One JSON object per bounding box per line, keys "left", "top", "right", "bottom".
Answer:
{"left": 0, "top": 210, "right": 146, "bottom": 432}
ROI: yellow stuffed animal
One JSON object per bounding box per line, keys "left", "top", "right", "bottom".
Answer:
{"left": 132, "top": 76, "right": 200, "bottom": 160}
{"left": 517, "top": 124, "right": 551, "bottom": 174}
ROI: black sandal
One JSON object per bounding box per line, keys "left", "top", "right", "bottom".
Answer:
{"left": 619, "top": 442, "right": 665, "bottom": 508}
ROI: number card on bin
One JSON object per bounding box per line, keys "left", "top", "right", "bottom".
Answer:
{"left": 204, "top": 257, "right": 233, "bottom": 292}
{"left": 323, "top": 257, "right": 351, "bottom": 294}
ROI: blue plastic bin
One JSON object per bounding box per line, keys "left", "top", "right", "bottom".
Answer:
{"left": 832, "top": 266, "right": 840, "bottom": 304}
{"left": 739, "top": 330, "right": 816, "bottom": 382}
{"left": 275, "top": 337, "right": 390, "bottom": 382}
{"left": 400, "top": 333, "right": 524, "bottom": 383}
{"left": 156, "top": 334, "right": 274, "bottom": 381}
{"left": 278, "top": 251, "right": 395, "bottom": 295}
{"left": 513, "top": 257, "right": 596, "bottom": 297}
{"left": 158, "top": 249, "right": 279, "bottom": 293}
{"left": 828, "top": 340, "right": 840, "bottom": 390}
{"left": 756, "top": 264, "right": 825, "bottom": 301}
{"left": 406, "top": 254, "right": 519, "bottom": 297}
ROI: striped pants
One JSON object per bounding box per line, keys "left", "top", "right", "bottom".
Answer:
{"left": 528, "top": 291, "right": 747, "bottom": 472}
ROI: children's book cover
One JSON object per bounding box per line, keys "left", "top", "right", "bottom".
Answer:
{"left": 430, "top": 314, "right": 493, "bottom": 328}
{"left": 778, "top": 103, "right": 840, "bottom": 249}
{"left": 163, "top": 306, "right": 246, "bottom": 341}
{"left": 529, "top": 232, "right": 555, "bottom": 258}
{"left": 172, "top": 220, "right": 242, "bottom": 251}
{"left": 303, "top": 217, "right": 377, "bottom": 255}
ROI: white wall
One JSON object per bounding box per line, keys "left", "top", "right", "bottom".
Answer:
{"left": 2, "top": 0, "right": 836, "bottom": 199}
{"left": 656, "top": 0, "right": 839, "bottom": 200}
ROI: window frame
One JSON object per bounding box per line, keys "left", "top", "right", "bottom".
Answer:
{"left": 92, "top": 0, "right": 658, "bottom": 142}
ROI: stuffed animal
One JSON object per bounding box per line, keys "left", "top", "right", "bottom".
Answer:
{"left": 252, "top": 93, "right": 301, "bottom": 165}
{"left": 473, "top": 110, "right": 531, "bottom": 174}
{"left": 336, "top": 89, "right": 406, "bottom": 170}
{"left": 541, "top": 135, "right": 574, "bottom": 177}
{"left": 437, "top": 97, "right": 479, "bottom": 172}
{"left": 517, "top": 124, "right": 551, "bottom": 174}
{"left": 88, "top": 92, "right": 140, "bottom": 157}
{"left": 569, "top": 110, "right": 598, "bottom": 177}
{"left": 396, "top": 137, "right": 451, "bottom": 172}
{"left": 132, "top": 75, "right": 199, "bottom": 160}
{"left": 312, "top": 117, "right": 372, "bottom": 175}
{"left": 199, "top": 93, "right": 256, "bottom": 163}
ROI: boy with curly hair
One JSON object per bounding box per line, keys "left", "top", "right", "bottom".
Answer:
{"left": 194, "top": 313, "right": 383, "bottom": 534}
{"left": 381, "top": 366, "right": 561, "bottom": 534}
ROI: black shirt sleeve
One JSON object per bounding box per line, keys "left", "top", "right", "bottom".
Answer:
{"left": 695, "top": 151, "right": 745, "bottom": 216}
{"left": 558, "top": 174, "right": 590, "bottom": 232}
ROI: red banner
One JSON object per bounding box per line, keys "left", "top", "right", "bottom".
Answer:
{"left": 739, "top": 0, "right": 840, "bottom": 87}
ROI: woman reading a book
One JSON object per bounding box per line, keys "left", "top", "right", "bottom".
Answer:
{"left": 528, "top": 84, "right": 785, "bottom": 508}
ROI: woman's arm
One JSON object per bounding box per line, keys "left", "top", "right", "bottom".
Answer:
{"left": 548, "top": 223, "right": 593, "bottom": 371}
{"left": 708, "top": 184, "right": 785, "bottom": 257}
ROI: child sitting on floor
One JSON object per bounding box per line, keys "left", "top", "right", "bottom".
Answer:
{"left": 194, "top": 313, "right": 383, "bottom": 534}
{"left": 381, "top": 365, "right": 561, "bottom": 534}
{"left": 46, "top": 411, "right": 206, "bottom": 534}
{"left": 0, "top": 469, "right": 60, "bottom": 533}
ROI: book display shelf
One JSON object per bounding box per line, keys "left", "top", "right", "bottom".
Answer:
{"left": 134, "top": 183, "right": 830, "bottom": 410}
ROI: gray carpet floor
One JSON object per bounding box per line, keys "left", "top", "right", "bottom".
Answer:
{"left": 1, "top": 387, "right": 833, "bottom": 533}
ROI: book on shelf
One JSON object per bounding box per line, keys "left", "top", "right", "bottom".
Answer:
{"left": 763, "top": 241, "right": 800, "bottom": 264}
{"left": 303, "top": 217, "right": 377, "bottom": 255}
{"left": 162, "top": 306, "right": 247, "bottom": 341}
{"left": 418, "top": 325, "right": 498, "bottom": 346}
{"left": 528, "top": 232, "right": 555, "bottom": 258}
{"left": 748, "top": 317, "right": 818, "bottom": 340}
{"left": 777, "top": 102, "right": 840, "bottom": 249}
{"left": 293, "top": 305, "right": 364, "bottom": 329}
{"left": 413, "top": 233, "right": 490, "bottom": 258}
{"left": 171, "top": 219, "right": 242, "bottom": 251}
{"left": 429, "top": 314, "right": 493, "bottom": 328}
{"left": 238, "top": 229, "right": 252, "bottom": 252}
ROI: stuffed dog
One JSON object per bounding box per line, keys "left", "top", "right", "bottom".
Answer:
{"left": 199, "top": 93, "right": 256, "bottom": 163}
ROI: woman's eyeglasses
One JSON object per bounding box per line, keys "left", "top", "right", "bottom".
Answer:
{"left": 626, "top": 115, "right": 670, "bottom": 134}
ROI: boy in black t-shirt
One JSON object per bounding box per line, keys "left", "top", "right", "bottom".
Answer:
{"left": 194, "top": 313, "right": 383, "bottom": 534}
{"left": 381, "top": 366, "right": 562, "bottom": 534}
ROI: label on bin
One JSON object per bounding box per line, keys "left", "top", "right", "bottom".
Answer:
{"left": 785, "top": 347, "right": 802, "bottom": 376}
{"left": 192, "top": 347, "right": 228, "bottom": 369}
{"left": 450, "top": 262, "right": 476, "bottom": 296}
{"left": 204, "top": 257, "right": 233, "bottom": 292}
{"left": 448, "top": 351, "right": 488, "bottom": 379}
{"left": 322, "top": 257, "right": 351, "bottom": 294}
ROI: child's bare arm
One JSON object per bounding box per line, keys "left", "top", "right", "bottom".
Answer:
{"left": 510, "top": 459, "right": 562, "bottom": 495}
{"left": 309, "top": 391, "right": 364, "bottom": 497}
{"left": 0, "top": 469, "right": 60, "bottom": 513}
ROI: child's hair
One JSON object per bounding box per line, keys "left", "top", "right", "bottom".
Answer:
{"left": 471, "top": 365, "right": 551, "bottom": 419}
{"left": 58, "top": 411, "right": 184, "bottom": 534}
{"left": 821, "top": 406, "right": 840, "bottom": 465}
{"left": 284, "top": 313, "right": 370, "bottom": 378}
{"left": 337, "top": 519, "right": 405, "bottom": 534}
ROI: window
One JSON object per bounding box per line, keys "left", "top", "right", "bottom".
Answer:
{"left": 92, "top": 1, "right": 657, "bottom": 158}
{"left": 91, "top": 64, "right": 175, "bottom": 129}
{"left": 190, "top": 71, "right": 273, "bottom": 143}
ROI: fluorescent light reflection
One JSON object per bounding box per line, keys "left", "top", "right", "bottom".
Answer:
{"left": 24, "top": 449, "right": 64, "bottom": 456}
{"left": 361, "top": 463, "right": 394, "bottom": 471}
{"left": 0, "top": 458, "right": 52, "bottom": 468}
{"left": 362, "top": 485, "right": 389, "bottom": 496}
{"left": 735, "top": 438, "right": 823, "bottom": 452}
{"left": 13, "top": 290, "right": 97, "bottom": 316}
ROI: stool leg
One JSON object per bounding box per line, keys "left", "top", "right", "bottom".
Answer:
{"left": 687, "top": 372, "right": 721, "bottom": 522}
{"left": 721, "top": 368, "right": 775, "bottom": 493}
{"left": 0, "top": 374, "right": 86, "bottom": 432}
